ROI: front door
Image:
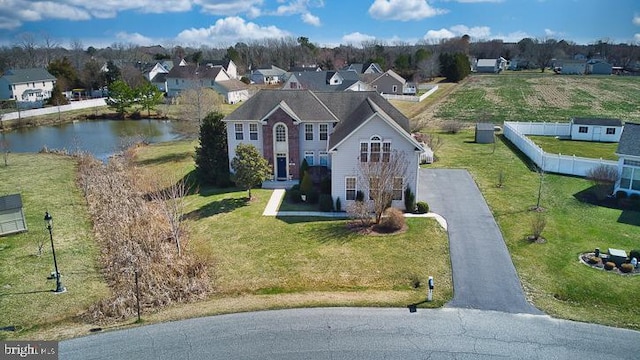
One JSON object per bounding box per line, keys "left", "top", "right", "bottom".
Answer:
{"left": 593, "top": 126, "right": 601, "bottom": 141}
{"left": 276, "top": 155, "right": 287, "bottom": 180}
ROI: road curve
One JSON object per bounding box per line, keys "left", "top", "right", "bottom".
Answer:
{"left": 418, "top": 169, "right": 541, "bottom": 314}
{"left": 60, "top": 307, "right": 640, "bottom": 360}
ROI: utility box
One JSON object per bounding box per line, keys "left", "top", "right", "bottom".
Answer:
{"left": 608, "top": 248, "right": 627, "bottom": 267}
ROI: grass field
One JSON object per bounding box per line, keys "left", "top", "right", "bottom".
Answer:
{"left": 528, "top": 135, "right": 619, "bottom": 160}
{"left": 428, "top": 130, "right": 640, "bottom": 329}
{"left": 434, "top": 74, "right": 640, "bottom": 123}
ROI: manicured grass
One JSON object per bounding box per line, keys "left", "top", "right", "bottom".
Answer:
{"left": 427, "top": 130, "right": 640, "bottom": 329}
{"left": 528, "top": 135, "right": 618, "bottom": 160}
{"left": 434, "top": 74, "right": 640, "bottom": 123}
{"left": 0, "top": 154, "right": 108, "bottom": 340}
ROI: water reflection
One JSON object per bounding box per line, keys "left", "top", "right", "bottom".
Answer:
{"left": 1, "top": 119, "right": 180, "bottom": 160}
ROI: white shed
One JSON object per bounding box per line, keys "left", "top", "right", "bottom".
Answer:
{"left": 570, "top": 118, "right": 623, "bottom": 142}
{"left": 0, "top": 194, "right": 27, "bottom": 236}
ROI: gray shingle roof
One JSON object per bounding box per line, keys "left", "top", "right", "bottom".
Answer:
{"left": 224, "top": 90, "right": 412, "bottom": 150}
{"left": 616, "top": 122, "right": 640, "bottom": 157}
{"left": 166, "top": 64, "right": 224, "bottom": 80}
{"left": 2, "top": 68, "right": 56, "bottom": 84}
{"left": 476, "top": 123, "right": 494, "bottom": 131}
{"left": 215, "top": 79, "right": 248, "bottom": 92}
{"left": 288, "top": 71, "right": 361, "bottom": 91}
{"left": 572, "top": 117, "right": 622, "bottom": 127}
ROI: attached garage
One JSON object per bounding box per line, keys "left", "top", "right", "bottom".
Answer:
{"left": 0, "top": 194, "right": 27, "bottom": 236}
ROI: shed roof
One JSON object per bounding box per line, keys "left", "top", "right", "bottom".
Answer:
{"left": 0, "top": 194, "right": 23, "bottom": 211}
{"left": 616, "top": 122, "right": 640, "bottom": 157}
{"left": 476, "top": 59, "right": 497, "bottom": 67}
{"left": 476, "top": 123, "right": 495, "bottom": 131}
{"left": 572, "top": 118, "right": 622, "bottom": 127}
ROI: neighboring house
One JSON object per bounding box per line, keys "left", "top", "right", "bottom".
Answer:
{"left": 475, "top": 58, "right": 505, "bottom": 73}
{"left": 141, "top": 62, "right": 170, "bottom": 92}
{"left": 570, "top": 118, "right": 623, "bottom": 142}
{"left": 282, "top": 70, "right": 371, "bottom": 92}
{"left": 213, "top": 79, "right": 249, "bottom": 104}
{"left": 560, "top": 60, "right": 586, "bottom": 75}
{"left": 223, "top": 90, "right": 424, "bottom": 210}
{"left": 587, "top": 60, "right": 613, "bottom": 75}
{"left": 366, "top": 70, "right": 414, "bottom": 95}
{"left": 150, "top": 73, "right": 168, "bottom": 92}
{"left": 614, "top": 122, "right": 640, "bottom": 196}
{"left": 206, "top": 59, "right": 239, "bottom": 79}
{"left": 165, "top": 64, "right": 230, "bottom": 97}
{"left": 0, "top": 68, "right": 56, "bottom": 103}
{"left": 250, "top": 65, "right": 287, "bottom": 84}
{"left": 343, "top": 63, "right": 383, "bottom": 74}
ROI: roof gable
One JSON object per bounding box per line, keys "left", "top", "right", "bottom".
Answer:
{"left": 616, "top": 122, "right": 640, "bottom": 157}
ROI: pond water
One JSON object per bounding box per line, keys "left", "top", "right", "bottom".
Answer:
{"left": 1, "top": 119, "right": 181, "bottom": 160}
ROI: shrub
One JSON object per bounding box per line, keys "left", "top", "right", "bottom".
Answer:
{"left": 347, "top": 201, "right": 373, "bottom": 227}
{"left": 300, "top": 171, "right": 313, "bottom": 195}
{"left": 378, "top": 207, "right": 405, "bottom": 232}
{"left": 335, "top": 197, "right": 342, "bottom": 212}
{"left": 615, "top": 190, "right": 628, "bottom": 199}
{"left": 416, "top": 201, "right": 429, "bottom": 214}
{"left": 298, "top": 159, "right": 309, "bottom": 184}
{"left": 319, "top": 194, "right": 334, "bottom": 212}
{"left": 355, "top": 190, "right": 365, "bottom": 202}
{"left": 404, "top": 187, "right": 416, "bottom": 213}
{"left": 290, "top": 184, "right": 300, "bottom": 191}
{"left": 288, "top": 189, "right": 302, "bottom": 203}
{"left": 629, "top": 250, "right": 640, "bottom": 261}
{"left": 604, "top": 262, "right": 616, "bottom": 270}
{"left": 441, "top": 120, "right": 463, "bottom": 134}
{"left": 320, "top": 176, "right": 331, "bottom": 195}
{"left": 587, "top": 256, "right": 601, "bottom": 265}
{"left": 306, "top": 189, "right": 320, "bottom": 204}
{"left": 530, "top": 213, "right": 546, "bottom": 241}
{"left": 620, "top": 263, "right": 634, "bottom": 273}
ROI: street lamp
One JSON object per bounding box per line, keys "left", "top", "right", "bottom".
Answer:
{"left": 44, "top": 212, "right": 66, "bottom": 293}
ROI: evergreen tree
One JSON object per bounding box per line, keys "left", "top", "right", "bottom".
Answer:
{"left": 195, "top": 112, "right": 231, "bottom": 187}
{"left": 46, "top": 83, "right": 69, "bottom": 106}
{"left": 439, "top": 53, "right": 471, "bottom": 82}
{"left": 231, "top": 143, "right": 272, "bottom": 199}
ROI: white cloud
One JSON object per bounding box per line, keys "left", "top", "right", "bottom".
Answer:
{"left": 423, "top": 24, "right": 491, "bottom": 41}
{"left": 450, "top": 0, "right": 504, "bottom": 3}
{"left": 341, "top": 31, "right": 376, "bottom": 45}
{"left": 195, "top": 0, "right": 263, "bottom": 16}
{"left": 369, "top": 0, "right": 447, "bottom": 21}
{"left": 116, "top": 32, "right": 155, "bottom": 46}
{"left": 633, "top": 14, "right": 640, "bottom": 26}
{"left": 544, "top": 28, "right": 555, "bottom": 36}
{"left": 176, "top": 16, "right": 290, "bottom": 45}
{"left": 301, "top": 12, "right": 321, "bottom": 26}
{"left": 635, "top": 33, "right": 640, "bottom": 42}
{"left": 0, "top": 16, "right": 22, "bottom": 30}
{"left": 493, "top": 31, "right": 530, "bottom": 43}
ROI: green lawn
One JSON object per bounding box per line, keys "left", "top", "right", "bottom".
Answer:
{"left": 427, "top": 130, "right": 640, "bottom": 329}
{"left": 528, "top": 135, "right": 619, "bottom": 160}
{"left": 435, "top": 74, "right": 640, "bottom": 123}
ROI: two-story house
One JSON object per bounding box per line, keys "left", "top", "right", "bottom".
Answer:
{"left": 615, "top": 122, "right": 640, "bottom": 196}
{"left": 282, "top": 70, "right": 372, "bottom": 92}
{"left": 166, "top": 63, "right": 248, "bottom": 103}
{"left": 0, "top": 68, "right": 56, "bottom": 104}
{"left": 223, "top": 90, "right": 424, "bottom": 210}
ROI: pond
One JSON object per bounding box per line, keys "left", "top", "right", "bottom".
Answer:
{"left": 1, "top": 119, "right": 181, "bottom": 160}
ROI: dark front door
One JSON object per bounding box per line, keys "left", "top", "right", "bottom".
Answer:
{"left": 277, "top": 156, "right": 287, "bottom": 179}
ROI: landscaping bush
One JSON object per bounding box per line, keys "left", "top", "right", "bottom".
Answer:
{"left": 604, "top": 262, "right": 616, "bottom": 270}
{"left": 441, "top": 120, "right": 463, "bottom": 134}
{"left": 299, "top": 159, "right": 309, "bottom": 184}
{"left": 335, "top": 197, "right": 342, "bottom": 212}
{"left": 587, "top": 255, "right": 601, "bottom": 265}
{"left": 416, "top": 201, "right": 429, "bottom": 214}
{"left": 320, "top": 176, "right": 331, "bottom": 195}
{"left": 620, "top": 263, "right": 634, "bottom": 273}
{"left": 615, "top": 190, "right": 628, "bottom": 199}
{"left": 300, "top": 171, "right": 313, "bottom": 195}
{"left": 288, "top": 189, "right": 302, "bottom": 203}
{"left": 319, "top": 194, "right": 334, "bottom": 212}
{"left": 629, "top": 250, "right": 640, "bottom": 261}
{"left": 378, "top": 207, "right": 405, "bottom": 232}
{"left": 404, "top": 187, "right": 416, "bottom": 213}
{"left": 530, "top": 213, "right": 546, "bottom": 241}
{"left": 306, "top": 189, "right": 320, "bottom": 204}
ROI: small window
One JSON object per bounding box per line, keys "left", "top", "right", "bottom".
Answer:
{"left": 175, "top": 79, "right": 179, "bottom": 85}
{"left": 360, "top": 142, "right": 368, "bottom": 162}
{"left": 392, "top": 85, "right": 397, "bottom": 93}
{"left": 392, "top": 177, "right": 403, "bottom": 201}
{"left": 305, "top": 124, "right": 313, "bottom": 140}
{"left": 606, "top": 127, "right": 616, "bottom": 135}
{"left": 304, "top": 151, "right": 314, "bottom": 166}
{"left": 319, "top": 151, "right": 328, "bottom": 166}
{"left": 234, "top": 123, "right": 243, "bottom": 140}
{"left": 319, "top": 124, "right": 328, "bottom": 140}
{"left": 249, "top": 123, "right": 258, "bottom": 140}
{"left": 290, "top": 82, "right": 297, "bottom": 89}
{"left": 578, "top": 126, "right": 588, "bottom": 133}
{"left": 42, "top": 82, "right": 45, "bottom": 86}
{"left": 345, "top": 177, "right": 356, "bottom": 201}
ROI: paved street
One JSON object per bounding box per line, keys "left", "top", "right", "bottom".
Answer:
{"left": 418, "top": 169, "right": 541, "bottom": 314}
{"left": 60, "top": 307, "right": 640, "bottom": 360}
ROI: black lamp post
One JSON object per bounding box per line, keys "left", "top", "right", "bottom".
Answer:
{"left": 44, "top": 212, "right": 66, "bottom": 293}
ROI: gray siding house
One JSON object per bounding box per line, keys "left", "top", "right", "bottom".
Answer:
{"left": 614, "top": 122, "right": 640, "bottom": 196}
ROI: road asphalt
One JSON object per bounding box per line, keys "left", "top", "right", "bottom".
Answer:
{"left": 60, "top": 307, "right": 640, "bottom": 360}
{"left": 418, "top": 168, "right": 541, "bottom": 314}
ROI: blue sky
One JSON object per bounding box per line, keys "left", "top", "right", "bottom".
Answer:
{"left": 0, "top": 0, "right": 639, "bottom": 48}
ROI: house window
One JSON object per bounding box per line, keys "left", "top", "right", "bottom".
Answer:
{"left": 234, "top": 123, "right": 243, "bottom": 140}
{"left": 392, "top": 85, "right": 397, "bottom": 93}
{"left": 382, "top": 142, "right": 391, "bottom": 162}
{"left": 624, "top": 159, "right": 640, "bottom": 167}
{"left": 578, "top": 126, "right": 588, "bottom": 133}
{"left": 345, "top": 177, "right": 356, "bottom": 200}
{"left": 304, "top": 151, "right": 314, "bottom": 166}
{"left": 369, "top": 177, "right": 379, "bottom": 200}
{"left": 319, "top": 151, "right": 328, "bottom": 166}
{"left": 606, "top": 127, "right": 616, "bottom": 135}
{"left": 249, "top": 123, "right": 258, "bottom": 140}
{"left": 360, "top": 142, "right": 368, "bottom": 162}
{"left": 275, "top": 124, "right": 286, "bottom": 142}
{"left": 319, "top": 124, "right": 328, "bottom": 140}
{"left": 620, "top": 167, "right": 632, "bottom": 189}
{"left": 370, "top": 136, "right": 381, "bottom": 162}
{"left": 393, "top": 177, "right": 403, "bottom": 201}
{"left": 305, "top": 124, "right": 313, "bottom": 140}
{"left": 175, "top": 79, "right": 179, "bottom": 85}
{"left": 290, "top": 82, "right": 297, "bottom": 89}
{"left": 42, "top": 82, "right": 45, "bottom": 86}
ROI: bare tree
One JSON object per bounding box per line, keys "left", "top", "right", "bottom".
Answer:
{"left": 16, "top": 32, "right": 38, "bottom": 67}
{"left": 586, "top": 164, "right": 618, "bottom": 200}
{"left": 40, "top": 32, "right": 59, "bottom": 65}
{"left": 354, "top": 150, "right": 409, "bottom": 224}
{"left": 176, "top": 80, "right": 223, "bottom": 136}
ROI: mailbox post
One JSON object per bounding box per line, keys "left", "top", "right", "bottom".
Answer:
{"left": 427, "top": 276, "right": 434, "bottom": 302}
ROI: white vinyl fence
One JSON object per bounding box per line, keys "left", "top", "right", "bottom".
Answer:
{"left": 503, "top": 121, "right": 618, "bottom": 177}
{"left": 382, "top": 85, "right": 438, "bottom": 102}
{"left": 0, "top": 98, "right": 107, "bottom": 121}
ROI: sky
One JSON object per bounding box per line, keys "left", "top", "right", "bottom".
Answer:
{"left": 0, "top": 0, "right": 639, "bottom": 49}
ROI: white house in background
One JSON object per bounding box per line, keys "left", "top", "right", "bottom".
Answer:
{"left": 570, "top": 118, "right": 623, "bottom": 142}
{"left": 614, "top": 122, "right": 640, "bottom": 196}
{"left": 0, "top": 68, "right": 56, "bottom": 103}
{"left": 223, "top": 90, "right": 425, "bottom": 210}
{"left": 475, "top": 58, "right": 506, "bottom": 73}
{"left": 250, "top": 65, "right": 287, "bottom": 84}
{"left": 165, "top": 63, "right": 248, "bottom": 103}
{"left": 206, "top": 59, "right": 239, "bottom": 79}
{"left": 560, "top": 60, "right": 586, "bottom": 75}
{"left": 213, "top": 79, "right": 249, "bottom": 104}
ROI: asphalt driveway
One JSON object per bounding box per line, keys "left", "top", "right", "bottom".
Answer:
{"left": 418, "top": 168, "right": 541, "bottom": 314}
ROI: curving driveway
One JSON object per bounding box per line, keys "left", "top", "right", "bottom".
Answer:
{"left": 418, "top": 169, "right": 541, "bottom": 314}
